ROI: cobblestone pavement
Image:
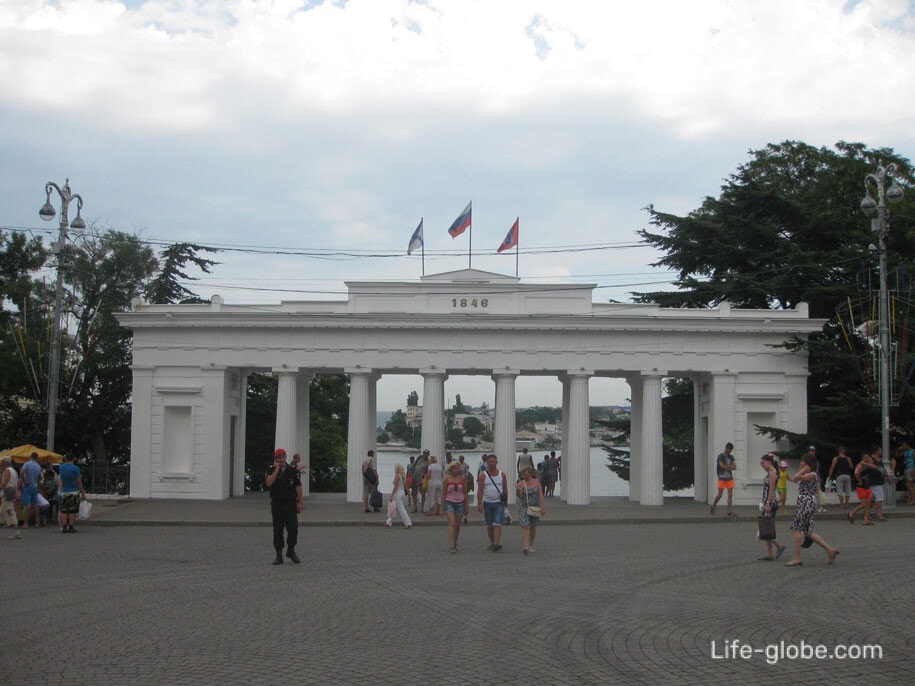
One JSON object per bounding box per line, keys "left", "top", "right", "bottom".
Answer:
{"left": 3, "top": 516, "right": 911, "bottom": 685}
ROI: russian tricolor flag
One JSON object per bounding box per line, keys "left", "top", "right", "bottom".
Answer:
{"left": 447, "top": 202, "right": 472, "bottom": 238}
{"left": 497, "top": 218, "right": 519, "bottom": 253}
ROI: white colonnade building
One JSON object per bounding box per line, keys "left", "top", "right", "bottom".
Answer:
{"left": 116, "top": 269, "right": 823, "bottom": 506}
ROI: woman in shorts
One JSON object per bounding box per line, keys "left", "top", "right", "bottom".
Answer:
{"left": 442, "top": 461, "right": 467, "bottom": 553}
{"left": 849, "top": 452, "right": 874, "bottom": 525}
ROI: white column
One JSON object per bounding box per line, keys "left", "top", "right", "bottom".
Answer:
{"left": 565, "top": 371, "right": 592, "bottom": 505}
{"left": 129, "top": 366, "right": 154, "bottom": 499}
{"left": 560, "top": 376, "right": 570, "bottom": 502}
{"left": 234, "top": 370, "right": 249, "bottom": 497}
{"left": 708, "top": 372, "right": 737, "bottom": 504}
{"left": 346, "top": 369, "right": 372, "bottom": 503}
{"left": 420, "top": 369, "right": 447, "bottom": 461}
{"left": 296, "top": 372, "right": 312, "bottom": 496}
{"left": 692, "top": 376, "right": 708, "bottom": 503}
{"left": 640, "top": 371, "right": 665, "bottom": 506}
{"left": 274, "top": 368, "right": 298, "bottom": 458}
{"left": 492, "top": 371, "right": 518, "bottom": 502}
{"left": 368, "top": 372, "right": 380, "bottom": 456}
{"left": 627, "top": 375, "right": 643, "bottom": 503}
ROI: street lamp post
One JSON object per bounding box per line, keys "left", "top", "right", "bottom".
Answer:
{"left": 39, "top": 178, "right": 86, "bottom": 453}
{"left": 861, "top": 162, "right": 904, "bottom": 510}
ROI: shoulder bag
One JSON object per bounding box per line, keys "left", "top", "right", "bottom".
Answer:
{"left": 487, "top": 471, "right": 507, "bottom": 505}
{"left": 525, "top": 484, "right": 541, "bottom": 518}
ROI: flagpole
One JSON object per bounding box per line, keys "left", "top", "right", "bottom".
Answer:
{"left": 515, "top": 217, "right": 519, "bottom": 278}
{"left": 421, "top": 217, "right": 425, "bottom": 276}
{"left": 468, "top": 202, "right": 472, "bottom": 269}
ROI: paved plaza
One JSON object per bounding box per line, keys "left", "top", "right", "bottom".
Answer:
{"left": 3, "top": 497, "right": 912, "bottom": 685}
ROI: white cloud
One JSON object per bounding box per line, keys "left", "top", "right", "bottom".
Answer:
{"left": 2, "top": 0, "right": 915, "bottom": 407}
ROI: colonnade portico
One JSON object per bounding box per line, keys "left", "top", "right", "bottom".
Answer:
{"left": 117, "top": 268, "right": 824, "bottom": 504}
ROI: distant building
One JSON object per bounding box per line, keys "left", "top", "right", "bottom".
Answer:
{"left": 453, "top": 412, "right": 493, "bottom": 432}
{"left": 515, "top": 430, "right": 538, "bottom": 451}
{"left": 406, "top": 404, "right": 423, "bottom": 429}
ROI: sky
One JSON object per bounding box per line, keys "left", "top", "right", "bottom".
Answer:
{"left": 2, "top": 0, "right": 915, "bottom": 411}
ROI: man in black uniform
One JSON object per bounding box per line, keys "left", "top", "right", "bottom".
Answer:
{"left": 265, "top": 448, "right": 303, "bottom": 565}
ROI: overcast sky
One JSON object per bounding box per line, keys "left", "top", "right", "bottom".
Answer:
{"left": 2, "top": 0, "right": 915, "bottom": 410}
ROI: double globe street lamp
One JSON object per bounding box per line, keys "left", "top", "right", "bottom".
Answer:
{"left": 39, "top": 178, "right": 86, "bottom": 453}
{"left": 860, "top": 162, "right": 904, "bottom": 509}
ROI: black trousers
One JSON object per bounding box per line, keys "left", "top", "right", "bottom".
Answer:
{"left": 271, "top": 500, "right": 298, "bottom": 550}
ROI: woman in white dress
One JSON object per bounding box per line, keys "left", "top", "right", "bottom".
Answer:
{"left": 424, "top": 456, "right": 444, "bottom": 516}
{"left": 385, "top": 463, "right": 412, "bottom": 529}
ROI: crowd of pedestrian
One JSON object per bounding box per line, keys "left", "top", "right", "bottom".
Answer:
{"left": 739, "top": 438, "right": 911, "bottom": 569}
{"left": 1, "top": 451, "right": 87, "bottom": 539}
{"left": 368, "top": 449, "right": 561, "bottom": 558}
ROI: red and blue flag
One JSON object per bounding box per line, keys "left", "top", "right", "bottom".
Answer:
{"left": 497, "top": 218, "right": 519, "bottom": 253}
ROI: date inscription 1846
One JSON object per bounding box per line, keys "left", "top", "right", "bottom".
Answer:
{"left": 451, "top": 298, "right": 489, "bottom": 309}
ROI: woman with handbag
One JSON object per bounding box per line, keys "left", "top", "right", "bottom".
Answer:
{"left": 442, "top": 461, "right": 467, "bottom": 553}
{"left": 384, "top": 463, "right": 412, "bottom": 529}
{"left": 757, "top": 454, "right": 786, "bottom": 561}
{"left": 784, "top": 454, "right": 839, "bottom": 566}
{"left": 516, "top": 465, "right": 545, "bottom": 555}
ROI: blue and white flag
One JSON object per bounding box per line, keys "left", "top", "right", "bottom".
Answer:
{"left": 407, "top": 219, "right": 424, "bottom": 255}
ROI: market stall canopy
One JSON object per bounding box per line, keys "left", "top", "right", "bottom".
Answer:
{"left": 0, "top": 444, "right": 63, "bottom": 464}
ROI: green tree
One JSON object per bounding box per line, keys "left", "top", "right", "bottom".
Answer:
{"left": 462, "top": 415, "right": 484, "bottom": 437}
{"left": 145, "top": 242, "right": 219, "bottom": 304}
{"left": 244, "top": 373, "right": 350, "bottom": 492}
{"left": 602, "top": 378, "right": 695, "bottom": 491}
{"left": 54, "top": 230, "right": 159, "bottom": 464}
{"left": 637, "top": 140, "right": 915, "bottom": 453}
{"left": 0, "top": 230, "right": 49, "bottom": 447}
{"left": 384, "top": 409, "right": 412, "bottom": 441}
{"left": 244, "top": 372, "right": 278, "bottom": 490}
{"left": 516, "top": 406, "right": 561, "bottom": 430}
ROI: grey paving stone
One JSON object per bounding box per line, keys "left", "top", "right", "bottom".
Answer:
{"left": 3, "top": 515, "right": 911, "bottom": 685}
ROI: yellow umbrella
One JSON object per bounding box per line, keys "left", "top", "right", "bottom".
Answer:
{"left": 0, "top": 444, "right": 63, "bottom": 464}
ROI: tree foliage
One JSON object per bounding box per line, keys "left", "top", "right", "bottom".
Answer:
{"left": 637, "top": 140, "right": 915, "bottom": 454}
{"left": 462, "top": 415, "right": 484, "bottom": 437}
{"left": 145, "top": 242, "right": 219, "bottom": 304}
{"left": 602, "top": 378, "right": 695, "bottom": 491}
{"left": 245, "top": 373, "right": 350, "bottom": 492}
{"left": 0, "top": 228, "right": 218, "bottom": 468}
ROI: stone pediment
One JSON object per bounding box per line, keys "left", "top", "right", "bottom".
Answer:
{"left": 345, "top": 268, "right": 595, "bottom": 315}
{"left": 419, "top": 268, "right": 519, "bottom": 283}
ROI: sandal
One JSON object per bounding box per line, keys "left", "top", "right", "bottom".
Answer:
{"left": 710, "top": 506, "right": 716, "bottom": 515}
{"left": 847, "top": 514, "right": 854, "bottom": 524}
{"left": 775, "top": 545, "right": 786, "bottom": 560}
{"left": 449, "top": 547, "right": 457, "bottom": 554}
{"left": 828, "top": 549, "right": 840, "bottom": 565}
{"left": 785, "top": 560, "right": 803, "bottom": 567}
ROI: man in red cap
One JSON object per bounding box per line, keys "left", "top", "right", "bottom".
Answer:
{"left": 265, "top": 448, "right": 303, "bottom": 564}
